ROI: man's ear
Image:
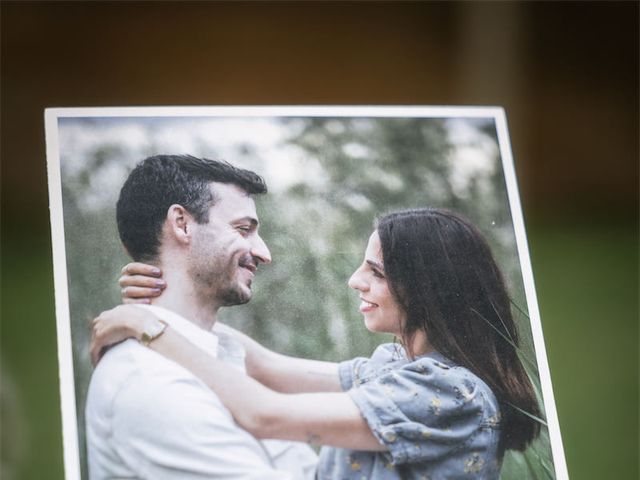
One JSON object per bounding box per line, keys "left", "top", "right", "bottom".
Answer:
{"left": 166, "top": 204, "right": 193, "bottom": 246}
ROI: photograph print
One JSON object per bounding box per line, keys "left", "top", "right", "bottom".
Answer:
{"left": 45, "top": 106, "right": 567, "bottom": 480}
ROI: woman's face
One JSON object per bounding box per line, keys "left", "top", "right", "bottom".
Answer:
{"left": 348, "top": 231, "right": 406, "bottom": 336}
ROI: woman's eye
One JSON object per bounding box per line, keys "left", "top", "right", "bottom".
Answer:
{"left": 372, "top": 269, "right": 385, "bottom": 279}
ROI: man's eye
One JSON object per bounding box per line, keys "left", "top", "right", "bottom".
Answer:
{"left": 236, "top": 226, "right": 251, "bottom": 234}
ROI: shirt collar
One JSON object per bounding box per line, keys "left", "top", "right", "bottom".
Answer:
{"left": 134, "top": 304, "right": 219, "bottom": 356}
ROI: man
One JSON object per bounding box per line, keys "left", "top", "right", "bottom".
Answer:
{"left": 85, "top": 154, "right": 317, "bottom": 479}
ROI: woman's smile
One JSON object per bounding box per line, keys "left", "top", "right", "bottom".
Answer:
{"left": 358, "top": 297, "right": 378, "bottom": 313}
{"left": 349, "top": 231, "right": 406, "bottom": 336}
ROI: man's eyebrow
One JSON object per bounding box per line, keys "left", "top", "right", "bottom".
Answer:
{"left": 234, "top": 216, "right": 259, "bottom": 227}
{"left": 366, "top": 259, "right": 384, "bottom": 271}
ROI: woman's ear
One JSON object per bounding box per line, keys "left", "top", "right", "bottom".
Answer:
{"left": 166, "top": 204, "right": 192, "bottom": 245}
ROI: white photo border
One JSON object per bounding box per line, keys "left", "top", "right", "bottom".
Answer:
{"left": 45, "top": 105, "right": 568, "bottom": 480}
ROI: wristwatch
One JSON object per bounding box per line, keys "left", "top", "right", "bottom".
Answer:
{"left": 140, "top": 319, "right": 168, "bottom": 346}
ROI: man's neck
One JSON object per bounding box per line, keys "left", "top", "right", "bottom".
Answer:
{"left": 150, "top": 268, "right": 220, "bottom": 331}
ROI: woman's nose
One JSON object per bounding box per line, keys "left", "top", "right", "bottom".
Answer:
{"left": 348, "top": 268, "right": 368, "bottom": 291}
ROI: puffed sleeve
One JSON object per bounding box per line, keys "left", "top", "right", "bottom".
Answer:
{"left": 339, "top": 343, "right": 405, "bottom": 391}
{"left": 346, "top": 356, "right": 488, "bottom": 465}
{"left": 338, "top": 356, "right": 368, "bottom": 391}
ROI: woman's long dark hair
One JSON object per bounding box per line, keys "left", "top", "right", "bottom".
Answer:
{"left": 377, "top": 208, "right": 541, "bottom": 456}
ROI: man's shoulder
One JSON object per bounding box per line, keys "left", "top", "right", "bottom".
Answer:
{"left": 87, "top": 340, "right": 150, "bottom": 415}
{"left": 87, "top": 339, "right": 228, "bottom": 417}
{"left": 89, "top": 339, "right": 153, "bottom": 386}
{"left": 88, "top": 340, "right": 212, "bottom": 410}
{"left": 85, "top": 343, "right": 296, "bottom": 480}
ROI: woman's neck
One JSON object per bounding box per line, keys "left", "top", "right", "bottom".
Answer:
{"left": 404, "top": 330, "right": 434, "bottom": 357}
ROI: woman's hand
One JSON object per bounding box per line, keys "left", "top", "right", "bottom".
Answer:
{"left": 90, "top": 305, "right": 157, "bottom": 366}
{"left": 119, "top": 262, "right": 166, "bottom": 304}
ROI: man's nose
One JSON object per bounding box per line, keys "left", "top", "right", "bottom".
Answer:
{"left": 250, "top": 235, "right": 272, "bottom": 264}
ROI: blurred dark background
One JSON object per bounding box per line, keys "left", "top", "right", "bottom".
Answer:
{"left": 1, "top": 2, "right": 637, "bottom": 479}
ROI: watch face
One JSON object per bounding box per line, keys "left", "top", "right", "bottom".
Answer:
{"left": 142, "top": 320, "right": 166, "bottom": 345}
{"left": 145, "top": 321, "right": 164, "bottom": 338}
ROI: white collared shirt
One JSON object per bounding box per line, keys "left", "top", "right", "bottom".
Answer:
{"left": 86, "top": 305, "right": 317, "bottom": 480}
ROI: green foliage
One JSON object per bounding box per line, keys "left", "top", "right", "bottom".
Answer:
{"left": 59, "top": 115, "right": 555, "bottom": 478}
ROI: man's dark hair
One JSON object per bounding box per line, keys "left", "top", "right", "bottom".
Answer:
{"left": 116, "top": 154, "right": 267, "bottom": 262}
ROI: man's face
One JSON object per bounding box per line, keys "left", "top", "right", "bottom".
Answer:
{"left": 187, "top": 182, "right": 271, "bottom": 307}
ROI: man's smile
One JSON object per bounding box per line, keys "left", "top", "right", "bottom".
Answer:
{"left": 239, "top": 256, "right": 257, "bottom": 274}
{"left": 241, "top": 263, "right": 257, "bottom": 274}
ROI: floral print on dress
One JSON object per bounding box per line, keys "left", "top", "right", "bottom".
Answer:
{"left": 318, "top": 344, "right": 502, "bottom": 479}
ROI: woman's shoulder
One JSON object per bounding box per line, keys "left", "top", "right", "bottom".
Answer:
{"left": 346, "top": 345, "right": 499, "bottom": 414}
{"left": 403, "top": 350, "right": 467, "bottom": 380}
{"left": 370, "top": 342, "right": 407, "bottom": 363}
{"left": 343, "top": 349, "right": 502, "bottom": 467}
{"left": 407, "top": 351, "right": 492, "bottom": 384}
{"left": 366, "top": 345, "right": 493, "bottom": 391}
{"left": 401, "top": 352, "right": 500, "bottom": 416}
{"left": 338, "top": 343, "right": 404, "bottom": 389}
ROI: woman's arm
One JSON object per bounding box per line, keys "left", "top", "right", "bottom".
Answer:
{"left": 147, "top": 323, "right": 384, "bottom": 451}
{"left": 214, "top": 323, "right": 342, "bottom": 393}
{"left": 91, "top": 305, "right": 384, "bottom": 451}
{"left": 118, "top": 262, "right": 343, "bottom": 393}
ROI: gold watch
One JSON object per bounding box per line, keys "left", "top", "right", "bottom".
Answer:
{"left": 140, "top": 319, "right": 168, "bottom": 346}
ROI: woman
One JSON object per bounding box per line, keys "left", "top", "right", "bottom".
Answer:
{"left": 91, "top": 208, "right": 541, "bottom": 479}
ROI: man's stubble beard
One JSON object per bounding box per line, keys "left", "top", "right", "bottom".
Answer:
{"left": 188, "top": 247, "right": 252, "bottom": 310}
{"left": 217, "top": 277, "right": 252, "bottom": 307}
